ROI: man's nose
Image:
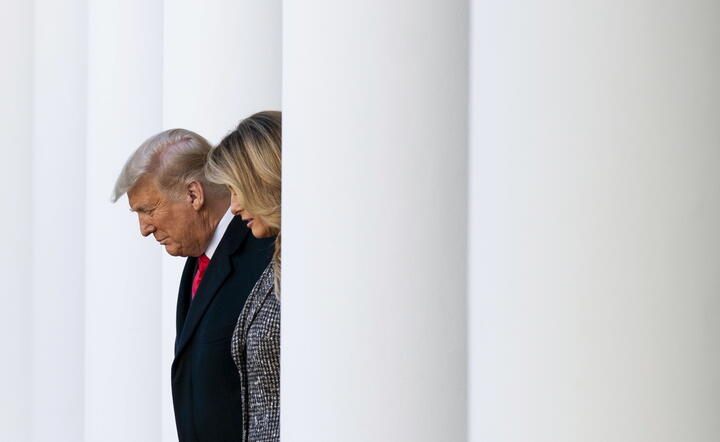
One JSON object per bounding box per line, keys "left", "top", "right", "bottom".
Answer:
{"left": 139, "top": 218, "right": 155, "bottom": 237}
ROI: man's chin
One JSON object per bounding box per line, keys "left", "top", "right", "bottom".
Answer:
{"left": 164, "top": 244, "right": 182, "bottom": 257}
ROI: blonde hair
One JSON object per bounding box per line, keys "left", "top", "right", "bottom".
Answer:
{"left": 205, "top": 111, "right": 282, "bottom": 291}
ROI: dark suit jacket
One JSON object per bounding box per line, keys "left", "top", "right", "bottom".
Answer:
{"left": 171, "top": 216, "right": 273, "bottom": 442}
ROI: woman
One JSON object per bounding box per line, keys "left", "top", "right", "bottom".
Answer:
{"left": 205, "top": 110, "right": 281, "bottom": 442}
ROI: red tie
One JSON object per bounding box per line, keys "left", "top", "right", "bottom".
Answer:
{"left": 191, "top": 254, "right": 210, "bottom": 299}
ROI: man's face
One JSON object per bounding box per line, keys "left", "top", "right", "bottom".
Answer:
{"left": 127, "top": 176, "right": 207, "bottom": 257}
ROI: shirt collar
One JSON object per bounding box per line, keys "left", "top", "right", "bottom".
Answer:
{"left": 204, "top": 208, "right": 234, "bottom": 259}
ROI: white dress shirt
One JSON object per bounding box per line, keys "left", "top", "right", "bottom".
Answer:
{"left": 204, "top": 208, "right": 234, "bottom": 259}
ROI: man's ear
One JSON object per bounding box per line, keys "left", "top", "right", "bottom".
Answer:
{"left": 186, "top": 181, "right": 205, "bottom": 211}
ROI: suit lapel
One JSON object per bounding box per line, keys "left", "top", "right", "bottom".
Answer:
{"left": 175, "top": 257, "right": 197, "bottom": 340}
{"left": 174, "top": 216, "right": 249, "bottom": 357}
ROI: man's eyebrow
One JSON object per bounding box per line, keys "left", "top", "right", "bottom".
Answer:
{"left": 131, "top": 202, "right": 158, "bottom": 213}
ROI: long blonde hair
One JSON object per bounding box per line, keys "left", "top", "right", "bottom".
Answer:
{"left": 205, "top": 111, "right": 282, "bottom": 292}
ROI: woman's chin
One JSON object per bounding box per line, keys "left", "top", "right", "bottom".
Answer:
{"left": 251, "top": 226, "right": 270, "bottom": 239}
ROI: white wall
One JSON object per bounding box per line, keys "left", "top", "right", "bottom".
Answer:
{"left": 0, "top": 1, "right": 33, "bottom": 441}
{"left": 282, "top": 1, "right": 468, "bottom": 440}
{"left": 468, "top": 1, "right": 720, "bottom": 441}
{"left": 31, "top": 0, "right": 86, "bottom": 440}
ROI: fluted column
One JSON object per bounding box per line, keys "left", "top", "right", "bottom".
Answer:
{"left": 468, "top": 2, "right": 720, "bottom": 441}
{"left": 31, "top": 1, "right": 86, "bottom": 440}
{"left": 85, "top": 1, "right": 163, "bottom": 440}
{"left": 0, "top": 1, "right": 33, "bottom": 441}
{"left": 283, "top": 1, "right": 469, "bottom": 440}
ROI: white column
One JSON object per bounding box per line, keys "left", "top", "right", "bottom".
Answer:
{"left": 30, "top": 1, "right": 86, "bottom": 440}
{"left": 0, "top": 2, "right": 33, "bottom": 441}
{"left": 469, "top": 2, "right": 720, "bottom": 442}
{"left": 283, "top": 1, "right": 468, "bottom": 441}
{"left": 161, "top": 2, "right": 281, "bottom": 440}
{"left": 85, "top": 1, "right": 163, "bottom": 441}
{"left": 163, "top": 0, "right": 281, "bottom": 137}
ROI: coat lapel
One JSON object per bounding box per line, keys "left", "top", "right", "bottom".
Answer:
{"left": 175, "top": 257, "right": 197, "bottom": 340}
{"left": 174, "top": 217, "right": 248, "bottom": 357}
{"left": 239, "top": 264, "right": 275, "bottom": 343}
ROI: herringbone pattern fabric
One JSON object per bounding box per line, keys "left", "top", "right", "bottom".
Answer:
{"left": 231, "top": 263, "right": 280, "bottom": 442}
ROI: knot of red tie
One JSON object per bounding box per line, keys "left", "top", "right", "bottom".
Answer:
{"left": 191, "top": 254, "right": 210, "bottom": 299}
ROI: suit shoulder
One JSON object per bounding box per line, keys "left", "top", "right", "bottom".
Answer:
{"left": 242, "top": 235, "right": 275, "bottom": 257}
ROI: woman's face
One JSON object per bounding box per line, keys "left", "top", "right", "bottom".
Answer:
{"left": 229, "top": 188, "right": 272, "bottom": 238}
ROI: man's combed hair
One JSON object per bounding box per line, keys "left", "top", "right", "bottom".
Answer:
{"left": 112, "top": 128, "right": 227, "bottom": 202}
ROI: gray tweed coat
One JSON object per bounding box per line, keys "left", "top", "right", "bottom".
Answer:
{"left": 231, "top": 263, "right": 280, "bottom": 442}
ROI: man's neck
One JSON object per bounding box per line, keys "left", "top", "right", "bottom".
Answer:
{"left": 205, "top": 202, "right": 229, "bottom": 234}
{"left": 198, "top": 201, "right": 231, "bottom": 257}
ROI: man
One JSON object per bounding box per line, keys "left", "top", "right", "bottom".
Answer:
{"left": 112, "top": 129, "right": 273, "bottom": 441}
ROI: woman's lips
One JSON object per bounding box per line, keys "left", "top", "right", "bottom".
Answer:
{"left": 246, "top": 219, "right": 254, "bottom": 227}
